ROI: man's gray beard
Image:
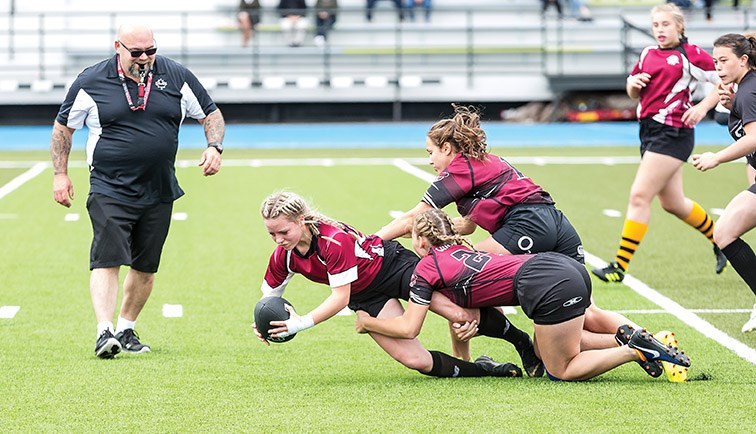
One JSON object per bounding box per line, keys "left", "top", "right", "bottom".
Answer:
{"left": 127, "top": 63, "right": 149, "bottom": 81}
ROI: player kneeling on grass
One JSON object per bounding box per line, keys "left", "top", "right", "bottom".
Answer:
{"left": 355, "top": 208, "right": 692, "bottom": 381}
{"left": 251, "top": 191, "right": 525, "bottom": 378}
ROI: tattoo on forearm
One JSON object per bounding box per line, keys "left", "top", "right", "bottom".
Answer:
{"left": 50, "top": 126, "right": 71, "bottom": 175}
{"left": 204, "top": 110, "right": 226, "bottom": 144}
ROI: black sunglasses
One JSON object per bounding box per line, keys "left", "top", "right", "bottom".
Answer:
{"left": 118, "top": 41, "right": 157, "bottom": 58}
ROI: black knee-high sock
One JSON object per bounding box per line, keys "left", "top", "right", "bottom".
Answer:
{"left": 722, "top": 238, "right": 756, "bottom": 296}
{"left": 478, "top": 307, "right": 530, "bottom": 351}
{"left": 423, "top": 350, "right": 486, "bottom": 377}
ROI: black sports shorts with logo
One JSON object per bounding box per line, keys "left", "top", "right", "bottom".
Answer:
{"left": 492, "top": 203, "right": 584, "bottom": 264}
{"left": 514, "top": 252, "right": 591, "bottom": 325}
{"left": 348, "top": 239, "right": 418, "bottom": 317}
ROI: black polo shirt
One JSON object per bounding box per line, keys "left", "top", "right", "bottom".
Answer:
{"left": 56, "top": 54, "right": 218, "bottom": 205}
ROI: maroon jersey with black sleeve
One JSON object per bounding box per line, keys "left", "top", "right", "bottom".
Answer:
{"left": 262, "top": 222, "right": 386, "bottom": 296}
{"left": 630, "top": 43, "right": 718, "bottom": 128}
{"left": 409, "top": 244, "right": 533, "bottom": 308}
{"left": 422, "top": 153, "right": 553, "bottom": 233}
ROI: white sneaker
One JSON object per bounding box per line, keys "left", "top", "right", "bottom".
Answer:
{"left": 742, "top": 303, "right": 756, "bottom": 333}
{"left": 313, "top": 35, "right": 325, "bottom": 47}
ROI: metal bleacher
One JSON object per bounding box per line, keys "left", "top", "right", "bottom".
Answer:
{"left": 0, "top": 0, "right": 754, "bottom": 118}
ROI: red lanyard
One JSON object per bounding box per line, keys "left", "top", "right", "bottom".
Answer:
{"left": 116, "top": 55, "right": 153, "bottom": 111}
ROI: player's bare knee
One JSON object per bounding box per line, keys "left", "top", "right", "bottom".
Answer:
{"left": 396, "top": 352, "right": 431, "bottom": 371}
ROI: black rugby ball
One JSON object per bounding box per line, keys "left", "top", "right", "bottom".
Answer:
{"left": 254, "top": 296, "right": 296, "bottom": 343}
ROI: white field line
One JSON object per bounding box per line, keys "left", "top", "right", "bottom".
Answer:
{"left": 617, "top": 309, "right": 752, "bottom": 314}
{"left": 0, "top": 162, "right": 47, "bottom": 200}
{"left": 391, "top": 158, "right": 756, "bottom": 366}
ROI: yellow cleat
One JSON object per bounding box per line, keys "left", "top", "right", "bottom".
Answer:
{"left": 656, "top": 330, "right": 688, "bottom": 383}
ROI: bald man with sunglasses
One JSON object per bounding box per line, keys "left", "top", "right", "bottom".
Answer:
{"left": 50, "top": 23, "right": 225, "bottom": 359}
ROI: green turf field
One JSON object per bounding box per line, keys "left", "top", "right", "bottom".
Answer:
{"left": 1, "top": 147, "right": 755, "bottom": 432}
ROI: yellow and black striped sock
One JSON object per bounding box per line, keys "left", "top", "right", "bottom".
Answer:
{"left": 682, "top": 201, "right": 716, "bottom": 244}
{"left": 614, "top": 219, "right": 649, "bottom": 272}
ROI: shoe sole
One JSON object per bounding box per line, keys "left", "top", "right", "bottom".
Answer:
{"left": 96, "top": 337, "right": 122, "bottom": 359}
{"left": 630, "top": 330, "right": 691, "bottom": 367}
{"left": 615, "top": 325, "right": 663, "bottom": 378}
{"left": 656, "top": 330, "right": 688, "bottom": 382}
{"left": 590, "top": 268, "right": 624, "bottom": 283}
{"left": 122, "top": 347, "right": 151, "bottom": 354}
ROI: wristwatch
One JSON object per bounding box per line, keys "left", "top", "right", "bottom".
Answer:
{"left": 207, "top": 142, "right": 223, "bottom": 155}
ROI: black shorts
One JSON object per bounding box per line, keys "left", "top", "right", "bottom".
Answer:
{"left": 492, "top": 204, "right": 584, "bottom": 264}
{"left": 87, "top": 193, "right": 173, "bottom": 273}
{"left": 639, "top": 118, "right": 694, "bottom": 162}
{"left": 749, "top": 182, "right": 756, "bottom": 195}
{"left": 348, "top": 240, "right": 419, "bottom": 317}
{"left": 514, "top": 252, "right": 591, "bottom": 325}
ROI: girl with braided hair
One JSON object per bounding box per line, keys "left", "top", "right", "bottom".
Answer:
{"left": 693, "top": 33, "right": 756, "bottom": 333}
{"left": 357, "top": 208, "right": 692, "bottom": 381}
{"left": 252, "top": 191, "right": 531, "bottom": 378}
{"left": 376, "top": 104, "right": 680, "bottom": 378}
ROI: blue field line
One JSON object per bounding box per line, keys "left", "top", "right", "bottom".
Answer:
{"left": 0, "top": 121, "right": 731, "bottom": 151}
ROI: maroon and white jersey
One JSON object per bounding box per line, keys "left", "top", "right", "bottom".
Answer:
{"left": 262, "top": 222, "right": 385, "bottom": 296}
{"left": 422, "top": 153, "right": 553, "bottom": 233}
{"left": 631, "top": 43, "right": 719, "bottom": 127}
{"left": 409, "top": 244, "right": 533, "bottom": 308}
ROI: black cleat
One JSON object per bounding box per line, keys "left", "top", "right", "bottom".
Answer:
{"left": 615, "top": 324, "right": 663, "bottom": 378}
{"left": 517, "top": 337, "right": 544, "bottom": 377}
{"left": 591, "top": 261, "right": 625, "bottom": 283}
{"left": 714, "top": 245, "right": 727, "bottom": 274}
{"left": 474, "top": 355, "right": 523, "bottom": 377}
{"left": 628, "top": 328, "right": 691, "bottom": 367}
{"left": 95, "top": 329, "right": 122, "bottom": 359}
{"left": 115, "top": 329, "right": 151, "bottom": 354}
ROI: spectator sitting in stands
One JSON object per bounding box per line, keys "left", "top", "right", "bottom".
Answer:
{"left": 366, "top": 0, "right": 404, "bottom": 22}
{"left": 541, "top": 0, "right": 564, "bottom": 18}
{"left": 406, "top": 0, "right": 432, "bottom": 22}
{"left": 278, "top": 0, "right": 309, "bottom": 47}
{"left": 238, "top": 0, "right": 261, "bottom": 48}
{"left": 314, "top": 0, "right": 338, "bottom": 47}
{"left": 568, "top": 0, "right": 592, "bottom": 22}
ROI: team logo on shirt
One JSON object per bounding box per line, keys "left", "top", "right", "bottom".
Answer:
{"left": 666, "top": 55, "right": 680, "bottom": 66}
{"left": 155, "top": 78, "right": 168, "bottom": 90}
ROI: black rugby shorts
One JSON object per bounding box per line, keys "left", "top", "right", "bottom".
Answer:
{"left": 515, "top": 252, "right": 591, "bottom": 325}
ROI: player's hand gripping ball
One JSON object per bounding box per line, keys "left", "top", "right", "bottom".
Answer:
{"left": 254, "top": 296, "right": 296, "bottom": 343}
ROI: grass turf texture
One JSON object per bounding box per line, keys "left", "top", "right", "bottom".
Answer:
{"left": 1, "top": 147, "right": 755, "bottom": 432}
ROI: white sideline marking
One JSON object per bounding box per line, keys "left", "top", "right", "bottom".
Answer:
{"left": 393, "top": 159, "right": 435, "bottom": 183}
{"left": 0, "top": 306, "right": 20, "bottom": 319}
{"left": 162, "top": 304, "right": 183, "bottom": 318}
{"left": 710, "top": 208, "right": 725, "bottom": 216}
{"left": 586, "top": 252, "right": 756, "bottom": 365}
{"left": 389, "top": 157, "right": 756, "bottom": 365}
{"left": 335, "top": 306, "right": 353, "bottom": 316}
{"left": 0, "top": 213, "right": 18, "bottom": 219}
{"left": 618, "top": 309, "right": 752, "bottom": 314}
{"left": 64, "top": 213, "right": 79, "bottom": 221}
{"left": 602, "top": 209, "right": 622, "bottom": 218}
{"left": 172, "top": 212, "right": 188, "bottom": 221}
{"left": 0, "top": 162, "right": 47, "bottom": 200}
